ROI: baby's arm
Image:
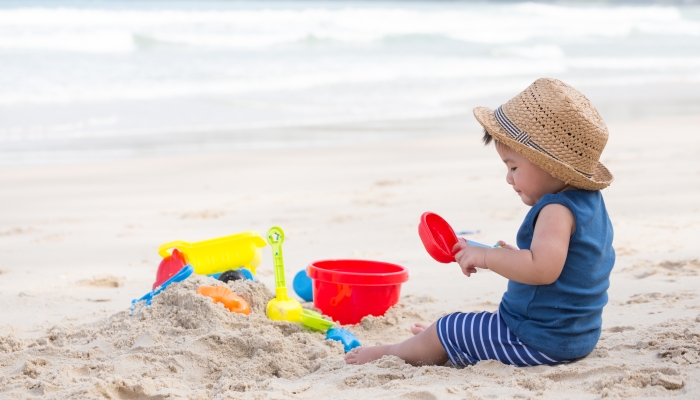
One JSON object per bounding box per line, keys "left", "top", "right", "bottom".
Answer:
{"left": 453, "top": 203, "right": 575, "bottom": 285}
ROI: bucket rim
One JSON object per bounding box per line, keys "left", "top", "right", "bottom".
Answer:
{"left": 307, "top": 259, "right": 409, "bottom": 286}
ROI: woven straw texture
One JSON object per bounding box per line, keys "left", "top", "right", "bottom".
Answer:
{"left": 474, "top": 78, "right": 613, "bottom": 190}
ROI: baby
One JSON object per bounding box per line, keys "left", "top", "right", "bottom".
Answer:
{"left": 345, "top": 78, "right": 615, "bottom": 367}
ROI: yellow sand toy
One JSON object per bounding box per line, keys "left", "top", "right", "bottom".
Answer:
{"left": 158, "top": 231, "right": 267, "bottom": 276}
{"left": 266, "top": 226, "right": 304, "bottom": 322}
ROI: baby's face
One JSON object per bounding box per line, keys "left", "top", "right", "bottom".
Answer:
{"left": 496, "top": 145, "right": 567, "bottom": 206}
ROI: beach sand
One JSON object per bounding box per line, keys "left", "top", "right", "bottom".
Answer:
{"left": 1, "top": 114, "right": 699, "bottom": 399}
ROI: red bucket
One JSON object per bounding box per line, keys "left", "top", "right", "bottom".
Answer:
{"left": 307, "top": 260, "right": 409, "bottom": 325}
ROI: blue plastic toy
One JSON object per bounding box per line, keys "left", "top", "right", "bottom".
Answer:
{"left": 238, "top": 268, "right": 254, "bottom": 280}
{"left": 326, "top": 328, "right": 361, "bottom": 353}
{"left": 293, "top": 269, "right": 313, "bottom": 302}
{"left": 132, "top": 265, "right": 194, "bottom": 309}
{"left": 464, "top": 239, "right": 502, "bottom": 248}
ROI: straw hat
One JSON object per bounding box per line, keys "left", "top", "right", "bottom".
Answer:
{"left": 474, "top": 78, "right": 613, "bottom": 190}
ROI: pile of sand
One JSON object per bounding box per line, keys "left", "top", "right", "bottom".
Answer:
{"left": 0, "top": 275, "right": 346, "bottom": 398}
{"left": 299, "top": 315, "right": 696, "bottom": 398}
{"left": 1, "top": 273, "right": 697, "bottom": 399}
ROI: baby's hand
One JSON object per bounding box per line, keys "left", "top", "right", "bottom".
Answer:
{"left": 452, "top": 241, "right": 489, "bottom": 277}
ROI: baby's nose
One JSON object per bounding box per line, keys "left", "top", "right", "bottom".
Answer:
{"left": 505, "top": 173, "right": 514, "bottom": 185}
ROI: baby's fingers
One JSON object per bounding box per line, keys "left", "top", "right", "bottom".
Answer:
{"left": 452, "top": 241, "right": 468, "bottom": 254}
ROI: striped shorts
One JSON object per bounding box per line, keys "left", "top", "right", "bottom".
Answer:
{"left": 436, "top": 311, "right": 570, "bottom": 367}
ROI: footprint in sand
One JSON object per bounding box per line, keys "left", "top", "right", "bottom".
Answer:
{"left": 117, "top": 223, "right": 143, "bottom": 237}
{"left": 659, "top": 346, "right": 700, "bottom": 366}
{"left": 604, "top": 326, "right": 636, "bottom": 333}
{"left": 626, "top": 290, "right": 696, "bottom": 305}
{"left": 543, "top": 364, "right": 685, "bottom": 394}
{"left": 629, "top": 259, "right": 700, "bottom": 279}
{"left": 0, "top": 227, "right": 37, "bottom": 236}
{"left": 614, "top": 245, "right": 638, "bottom": 256}
{"left": 373, "top": 179, "right": 403, "bottom": 187}
{"left": 353, "top": 197, "right": 392, "bottom": 207}
{"left": 31, "top": 232, "right": 70, "bottom": 244}
{"left": 79, "top": 276, "right": 123, "bottom": 288}
{"left": 179, "top": 209, "right": 226, "bottom": 220}
{"left": 329, "top": 214, "right": 363, "bottom": 224}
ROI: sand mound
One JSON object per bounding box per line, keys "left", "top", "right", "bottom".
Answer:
{"left": 0, "top": 275, "right": 345, "bottom": 399}
{"left": 1, "top": 274, "right": 698, "bottom": 399}
{"left": 299, "top": 315, "right": 696, "bottom": 398}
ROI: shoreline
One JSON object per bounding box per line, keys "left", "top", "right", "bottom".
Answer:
{"left": 3, "top": 80, "right": 700, "bottom": 169}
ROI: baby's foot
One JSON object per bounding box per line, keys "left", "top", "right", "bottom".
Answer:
{"left": 344, "top": 345, "right": 392, "bottom": 365}
{"left": 411, "top": 322, "right": 428, "bottom": 335}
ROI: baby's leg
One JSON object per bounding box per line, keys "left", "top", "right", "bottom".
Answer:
{"left": 345, "top": 322, "right": 448, "bottom": 366}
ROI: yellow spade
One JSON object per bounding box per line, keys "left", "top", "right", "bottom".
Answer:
{"left": 266, "top": 227, "right": 303, "bottom": 323}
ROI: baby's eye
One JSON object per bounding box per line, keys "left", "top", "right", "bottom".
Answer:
{"left": 510, "top": 167, "right": 517, "bottom": 172}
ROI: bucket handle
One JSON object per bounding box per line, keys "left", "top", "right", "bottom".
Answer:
{"left": 158, "top": 240, "right": 191, "bottom": 258}
{"left": 330, "top": 284, "right": 352, "bottom": 306}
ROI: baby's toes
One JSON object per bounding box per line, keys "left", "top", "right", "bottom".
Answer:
{"left": 344, "top": 348, "right": 359, "bottom": 364}
{"left": 410, "top": 323, "right": 428, "bottom": 335}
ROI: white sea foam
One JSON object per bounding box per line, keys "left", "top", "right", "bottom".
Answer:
{"left": 569, "top": 57, "right": 700, "bottom": 71}
{"left": 0, "top": 56, "right": 568, "bottom": 106}
{"left": 0, "top": 1, "right": 699, "bottom": 165}
{"left": 0, "top": 5, "right": 698, "bottom": 53}
{"left": 2, "top": 55, "right": 698, "bottom": 107}
{"left": 491, "top": 45, "right": 566, "bottom": 59}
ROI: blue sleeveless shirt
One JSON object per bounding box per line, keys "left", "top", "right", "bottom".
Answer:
{"left": 498, "top": 190, "right": 615, "bottom": 360}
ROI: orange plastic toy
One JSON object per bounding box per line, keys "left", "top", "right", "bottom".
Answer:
{"left": 196, "top": 286, "right": 250, "bottom": 315}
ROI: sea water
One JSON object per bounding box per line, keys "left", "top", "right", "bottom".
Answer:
{"left": 1, "top": 1, "right": 699, "bottom": 166}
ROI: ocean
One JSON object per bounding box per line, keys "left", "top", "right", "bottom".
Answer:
{"left": 1, "top": 1, "right": 699, "bottom": 166}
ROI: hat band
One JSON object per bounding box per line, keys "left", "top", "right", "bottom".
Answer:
{"left": 494, "top": 106, "right": 594, "bottom": 179}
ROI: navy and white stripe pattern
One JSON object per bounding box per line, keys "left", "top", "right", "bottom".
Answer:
{"left": 436, "top": 311, "right": 569, "bottom": 367}
{"left": 493, "top": 106, "right": 594, "bottom": 179}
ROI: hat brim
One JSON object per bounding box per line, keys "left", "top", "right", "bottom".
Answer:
{"left": 473, "top": 107, "right": 613, "bottom": 191}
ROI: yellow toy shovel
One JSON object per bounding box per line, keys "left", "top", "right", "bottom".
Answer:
{"left": 266, "top": 227, "right": 304, "bottom": 323}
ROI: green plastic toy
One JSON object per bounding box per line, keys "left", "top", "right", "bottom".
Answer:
{"left": 265, "top": 226, "right": 334, "bottom": 331}
{"left": 266, "top": 226, "right": 304, "bottom": 323}
{"left": 301, "top": 309, "right": 335, "bottom": 331}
